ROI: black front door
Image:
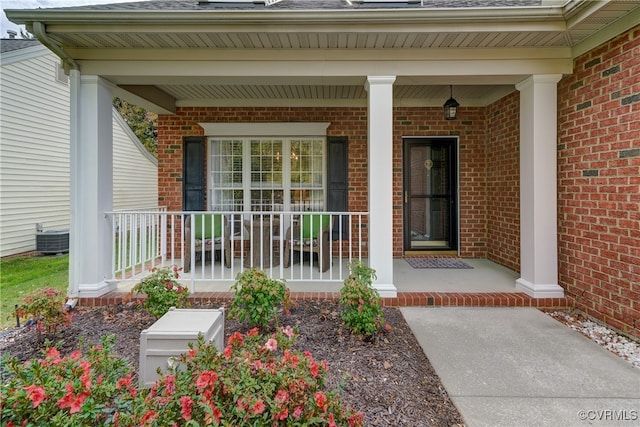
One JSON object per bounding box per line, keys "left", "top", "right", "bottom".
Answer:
{"left": 183, "top": 137, "right": 205, "bottom": 211}
{"left": 403, "top": 138, "right": 458, "bottom": 252}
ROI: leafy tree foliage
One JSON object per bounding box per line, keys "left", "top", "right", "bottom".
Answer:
{"left": 113, "top": 97, "right": 158, "bottom": 157}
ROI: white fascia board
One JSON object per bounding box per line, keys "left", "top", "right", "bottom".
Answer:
{"left": 43, "top": 18, "right": 566, "bottom": 35}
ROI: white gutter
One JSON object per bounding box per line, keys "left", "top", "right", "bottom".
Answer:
{"left": 31, "top": 21, "right": 79, "bottom": 72}
{"left": 7, "top": 6, "right": 567, "bottom": 27}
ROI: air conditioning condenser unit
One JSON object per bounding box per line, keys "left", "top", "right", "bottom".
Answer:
{"left": 36, "top": 230, "right": 69, "bottom": 254}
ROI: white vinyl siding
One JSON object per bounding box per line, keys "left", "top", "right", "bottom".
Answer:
{"left": 0, "top": 48, "right": 71, "bottom": 257}
{"left": 0, "top": 46, "right": 158, "bottom": 257}
{"left": 112, "top": 111, "right": 158, "bottom": 210}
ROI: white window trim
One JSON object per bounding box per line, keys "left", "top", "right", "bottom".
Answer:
{"left": 199, "top": 122, "right": 330, "bottom": 137}
{"left": 207, "top": 136, "right": 327, "bottom": 212}
{"left": 205, "top": 122, "right": 331, "bottom": 213}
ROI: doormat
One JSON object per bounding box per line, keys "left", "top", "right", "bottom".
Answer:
{"left": 405, "top": 257, "right": 473, "bottom": 269}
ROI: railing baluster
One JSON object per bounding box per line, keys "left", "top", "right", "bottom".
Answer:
{"left": 106, "top": 209, "right": 368, "bottom": 289}
{"left": 111, "top": 214, "right": 117, "bottom": 281}
{"left": 120, "top": 214, "right": 127, "bottom": 279}
{"left": 161, "top": 213, "right": 167, "bottom": 266}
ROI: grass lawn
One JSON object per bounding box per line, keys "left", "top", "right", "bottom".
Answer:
{"left": 0, "top": 254, "right": 69, "bottom": 330}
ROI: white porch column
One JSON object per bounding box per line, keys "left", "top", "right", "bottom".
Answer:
{"left": 515, "top": 75, "right": 564, "bottom": 298}
{"left": 365, "top": 76, "right": 397, "bottom": 297}
{"left": 68, "top": 74, "right": 115, "bottom": 298}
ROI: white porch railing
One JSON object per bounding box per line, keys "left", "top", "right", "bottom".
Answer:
{"left": 107, "top": 210, "right": 368, "bottom": 291}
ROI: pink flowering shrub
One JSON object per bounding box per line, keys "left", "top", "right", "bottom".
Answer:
{"left": 0, "top": 335, "right": 135, "bottom": 425}
{"left": 1, "top": 329, "right": 363, "bottom": 426}
{"left": 120, "top": 326, "right": 364, "bottom": 426}
{"left": 14, "top": 287, "right": 71, "bottom": 338}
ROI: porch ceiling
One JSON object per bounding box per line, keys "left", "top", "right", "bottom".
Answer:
{"left": 139, "top": 82, "right": 518, "bottom": 107}
{"left": 6, "top": 0, "right": 640, "bottom": 111}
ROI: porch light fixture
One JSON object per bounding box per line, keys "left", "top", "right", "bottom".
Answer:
{"left": 443, "top": 85, "right": 460, "bottom": 120}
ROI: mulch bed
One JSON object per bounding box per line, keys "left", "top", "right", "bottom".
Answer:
{"left": 0, "top": 300, "right": 465, "bottom": 426}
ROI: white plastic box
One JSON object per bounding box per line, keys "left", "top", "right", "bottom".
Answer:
{"left": 139, "top": 307, "right": 224, "bottom": 387}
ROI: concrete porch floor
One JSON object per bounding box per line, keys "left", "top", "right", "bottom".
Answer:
{"left": 114, "top": 258, "right": 520, "bottom": 294}
{"left": 89, "top": 258, "right": 571, "bottom": 310}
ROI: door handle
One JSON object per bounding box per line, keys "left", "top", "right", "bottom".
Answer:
{"left": 405, "top": 191, "right": 408, "bottom": 204}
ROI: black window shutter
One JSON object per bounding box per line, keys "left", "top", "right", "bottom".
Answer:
{"left": 183, "top": 136, "right": 205, "bottom": 211}
{"left": 326, "top": 136, "right": 349, "bottom": 240}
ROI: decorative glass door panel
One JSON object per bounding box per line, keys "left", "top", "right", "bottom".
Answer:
{"left": 403, "top": 138, "right": 458, "bottom": 251}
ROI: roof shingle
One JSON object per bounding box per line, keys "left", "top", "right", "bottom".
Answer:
{"left": 0, "top": 38, "right": 41, "bottom": 53}
{"left": 28, "top": 0, "right": 543, "bottom": 12}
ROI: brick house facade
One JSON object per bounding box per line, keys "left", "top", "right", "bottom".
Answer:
{"left": 157, "top": 26, "right": 639, "bottom": 338}
{"left": 557, "top": 26, "right": 640, "bottom": 338}
{"left": 9, "top": 2, "right": 638, "bottom": 338}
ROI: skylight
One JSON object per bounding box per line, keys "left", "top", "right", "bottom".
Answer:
{"left": 351, "top": 0, "right": 421, "bottom": 3}
{"left": 199, "top": 0, "right": 283, "bottom": 4}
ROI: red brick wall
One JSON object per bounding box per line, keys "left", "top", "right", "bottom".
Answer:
{"left": 155, "top": 28, "right": 639, "bottom": 340}
{"left": 393, "top": 107, "right": 488, "bottom": 258}
{"left": 158, "top": 107, "right": 371, "bottom": 255}
{"left": 158, "top": 106, "right": 490, "bottom": 260}
{"left": 158, "top": 107, "right": 369, "bottom": 211}
{"left": 557, "top": 25, "right": 640, "bottom": 338}
{"left": 485, "top": 91, "right": 521, "bottom": 272}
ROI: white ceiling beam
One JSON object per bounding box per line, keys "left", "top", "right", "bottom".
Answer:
{"left": 66, "top": 47, "right": 572, "bottom": 61}
{"left": 81, "top": 57, "right": 573, "bottom": 81}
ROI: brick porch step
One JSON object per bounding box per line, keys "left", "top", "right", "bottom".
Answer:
{"left": 80, "top": 291, "right": 570, "bottom": 310}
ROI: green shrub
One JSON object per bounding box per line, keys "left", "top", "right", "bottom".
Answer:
{"left": 339, "top": 261, "right": 387, "bottom": 337}
{"left": 14, "top": 287, "right": 71, "bottom": 338}
{"left": 229, "top": 269, "right": 293, "bottom": 330}
{"left": 130, "top": 266, "right": 189, "bottom": 318}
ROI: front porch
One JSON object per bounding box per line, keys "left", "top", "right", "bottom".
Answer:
{"left": 102, "top": 209, "right": 565, "bottom": 304}
{"left": 108, "top": 210, "right": 370, "bottom": 292}
{"left": 107, "top": 210, "right": 524, "bottom": 295}
{"left": 85, "top": 257, "right": 569, "bottom": 310}
{"left": 116, "top": 258, "right": 519, "bottom": 294}
{"left": 65, "top": 74, "right": 567, "bottom": 303}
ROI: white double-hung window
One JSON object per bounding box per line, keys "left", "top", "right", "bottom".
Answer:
{"left": 209, "top": 137, "right": 326, "bottom": 212}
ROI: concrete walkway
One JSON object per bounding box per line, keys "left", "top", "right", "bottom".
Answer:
{"left": 401, "top": 307, "right": 640, "bottom": 427}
